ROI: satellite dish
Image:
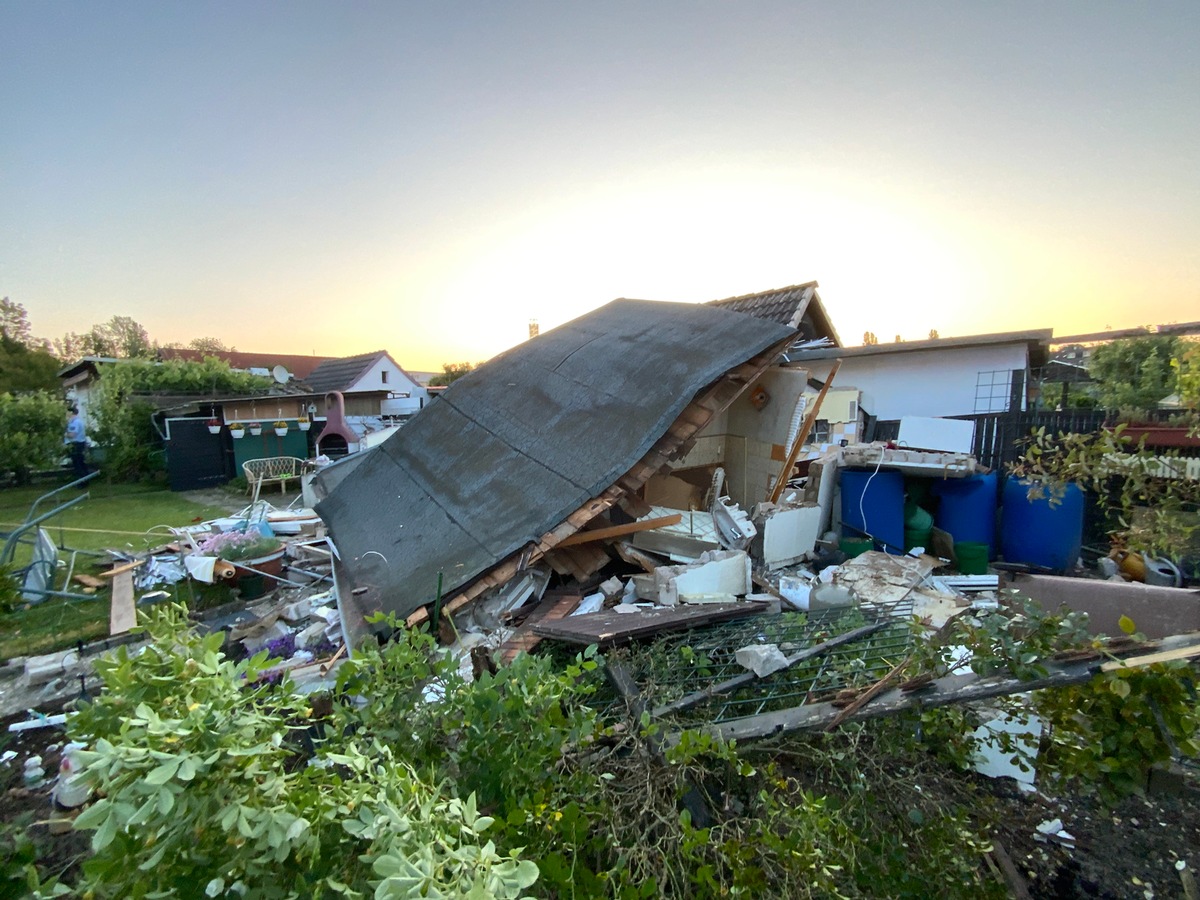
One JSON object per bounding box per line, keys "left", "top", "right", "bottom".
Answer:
{"left": 272, "top": 365, "right": 290, "bottom": 384}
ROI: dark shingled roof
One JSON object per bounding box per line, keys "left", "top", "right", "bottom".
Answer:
{"left": 315, "top": 299, "right": 796, "bottom": 626}
{"left": 304, "top": 351, "right": 389, "bottom": 394}
{"left": 707, "top": 281, "right": 841, "bottom": 347}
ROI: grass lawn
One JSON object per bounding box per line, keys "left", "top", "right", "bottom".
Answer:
{"left": 0, "top": 480, "right": 234, "bottom": 660}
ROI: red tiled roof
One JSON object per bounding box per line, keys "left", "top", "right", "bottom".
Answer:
{"left": 157, "top": 348, "right": 336, "bottom": 380}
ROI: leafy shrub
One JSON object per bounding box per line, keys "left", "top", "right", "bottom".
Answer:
{"left": 0, "top": 392, "right": 65, "bottom": 484}
{"left": 66, "top": 606, "right": 538, "bottom": 899}
{"left": 91, "top": 358, "right": 271, "bottom": 481}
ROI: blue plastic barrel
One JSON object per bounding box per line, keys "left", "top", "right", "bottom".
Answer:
{"left": 932, "top": 471, "right": 999, "bottom": 558}
{"left": 1000, "top": 478, "right": 1085, "bottom": 573}
{"left": 841, "top": 468, "right": 904, "bottom": 555}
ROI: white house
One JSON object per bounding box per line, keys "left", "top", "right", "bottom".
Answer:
{"left": 304, "top": 351, "right": 430, "bottom": 419}
{"left": 795, "top": 329, "right": 1052, "bottom": 422}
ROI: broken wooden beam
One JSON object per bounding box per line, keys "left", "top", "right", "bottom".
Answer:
{"left": 678, "top": 633, "right": 1200, "bottom": 744}
{"left": 533, "top": 601, "right": 769, "bottom": 648}
{"left": 554, "top": 514, "right": 683, "bottom": 548}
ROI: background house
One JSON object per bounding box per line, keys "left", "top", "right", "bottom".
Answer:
{"left": 795, "top": 329, "right": 1053, "bottom": 421}
{"left": 303, "top": 350, "right": 429, "bottom": 420}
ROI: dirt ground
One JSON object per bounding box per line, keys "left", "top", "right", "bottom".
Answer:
{"left": 980, "top": 769, "right": 1200, "bottom": 898}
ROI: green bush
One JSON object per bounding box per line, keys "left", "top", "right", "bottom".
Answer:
{"left": 67, "top": 606, "right": 538, "bottom": 899}
{"left": 0, "top": 392, "right": 65, "bottom": 485}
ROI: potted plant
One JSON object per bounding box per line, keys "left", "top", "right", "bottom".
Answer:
{"left": 206, "top": 418, "right": 222, "bottom": 435}
{"left": 247, "top": 421, "right": 262, "bottom": 436}
{"left": 274, "top": 420, "right": 289, "bottom": 437}
{"left": 229, "top": 423, "right": 245, "bottom": 439}
{"left": 297, "top": 419, "right": 311, "bottom": 432}
{"left": 196, "top": 530, "right": 285, "bottom": 579}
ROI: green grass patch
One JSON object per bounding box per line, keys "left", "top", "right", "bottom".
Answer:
{"left": 0, "top": 481, "right": 235, "bottom": 659}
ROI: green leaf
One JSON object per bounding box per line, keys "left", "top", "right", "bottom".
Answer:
{"left": 1110, "top": 678, "right": 1131, "bottom": 698}
{"left": 176, "top": 756, "right": 197, "bottom": 781}
{"left": 1118, "top": 615, "right": 1137, "bottom": 635}
{"left": 144, "top": 758, "right": 181, "bottom": 785}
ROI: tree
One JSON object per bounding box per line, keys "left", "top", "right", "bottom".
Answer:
{"left": 55, "top": 315, "right": 154, "bottom": 360}
{"left": 862, "top": 332, "right": 878, "bottom": 346}
{"left": 0, "top": 297, "right": 32, "bottom": 345}
{"left": 101, "top": 315, "right": 154, "bottom": 358}
{"left": 928, "top": 329, "right": 940, "bottom": 340}
{"left": 1087, "top": 334, "right": 1181, "bottom": 412}
{"left": 0, "top": 299, "right": 62, "bottom": 393}
{"left": 428, "top": 361, "right": 475, "bottom": 387}
{"left": 188, "top": 336, "right": 232, "bottom": 353}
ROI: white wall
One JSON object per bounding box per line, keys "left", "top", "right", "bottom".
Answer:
{"left": 349, "top": 356, "right": 430, "bottom": 416}
{"left": 804, "top": 343, "right": 1030, "bottom": 420}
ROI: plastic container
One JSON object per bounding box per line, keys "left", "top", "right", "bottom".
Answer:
{"left": 1000, "top": 478, "right": 1085, "bottom": 573}
{"left": 904, "top": 500, "right": 934, "bottom": 552}
{"left": 954, "top": 542, "right": 990, "bottom": 575}
{"left": 841, "top": 468, "right": 904, "bottom": 555}
{"left": 838, "top": 537, "right": 873, "bottom": 558}
{"left": 237, "top": 574, "right": 267, "bottom": 600}
{"left": 932, "top": 471, "right": 999, "bottom": 558}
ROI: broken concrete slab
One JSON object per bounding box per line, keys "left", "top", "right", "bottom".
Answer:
{"left": 833, "top": 551, "right": 934, "bottom": 609}
{"left": 655, "top": 550, "right": 752, "bottom": 606}
{"left": 734, "top": 643, "right": 790, "bottom": 677}
{"left": 318, "top": 299, "right": 795, "bottom": 645}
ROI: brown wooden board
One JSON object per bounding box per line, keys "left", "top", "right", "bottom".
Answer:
{"left": 532, "top": 601, "right": 769, "bottom": 648}
{"left": 499, "top": 590, "right": 584, "bottom": 662}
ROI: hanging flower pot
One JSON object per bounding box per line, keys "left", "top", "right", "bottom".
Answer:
{"left": 248, "top": 421, "right": 262, "bottom": 436}
{"left": 274, "top": 420, "right": 289, "bottom": 437}
{"left": 297, "top": 420, "right": 311, "bottom": 432}
{"left": 206, "top": 418, "right": 222, "bottom": 435}
{"left": 229, "top": 425, "right": 245, "bottom": 439}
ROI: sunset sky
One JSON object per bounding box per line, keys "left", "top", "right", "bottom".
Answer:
{"left": 2, "top": 2, "right": 1197, "bottom": 370}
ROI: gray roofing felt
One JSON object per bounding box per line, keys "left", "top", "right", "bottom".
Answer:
{"left": 315, "top": 299, "right": 795, "bottom": 622}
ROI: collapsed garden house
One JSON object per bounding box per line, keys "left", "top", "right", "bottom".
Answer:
{"left": 311, "top": 296, "right": 1200, "bottom": 756}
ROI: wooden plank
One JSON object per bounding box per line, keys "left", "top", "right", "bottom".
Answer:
{"left": 555, "top": 514, "right": 683, "bottom": 548}
{"left": 109, "top": 570, "right": 137, "bottom": 636}
{"left": 499, "top": 590, "right": 584, "bottom": 662}
{"left": 98, "top": 559, "right": 146, "bottom": 580}
{"left": 532, "top": 601, "right": 768, "bottom": 648}
{"left": 769, "top": 359, "right": 841, "bottom": 503}
{"left": 1100, "top": 644, "right": 1200, "bottom": 671}
{"left": 73, "top": 573, "right": 106, "bottom": 589}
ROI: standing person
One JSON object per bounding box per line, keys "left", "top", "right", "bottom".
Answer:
{"left": 64, "top": 405, "right": 88, "bottom": 479}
